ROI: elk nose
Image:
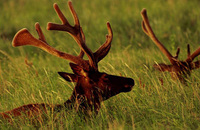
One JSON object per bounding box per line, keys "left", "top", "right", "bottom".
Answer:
{"left": 123, "top": 78, "right": 134, "bottom": 92}
{"left": 128, "top": 78, "right": 134, "bottom": 86}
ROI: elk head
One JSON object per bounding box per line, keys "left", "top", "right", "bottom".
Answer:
{"left": 12, "top": 1, "right": 134, "bottom": 115}
{"left": 141, "top": 9, "right": 200, "bottom": 83}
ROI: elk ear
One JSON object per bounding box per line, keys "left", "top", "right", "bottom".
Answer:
{"left": 153, "top": 63, "right": 172, "bottom": 72}
{"left": 58, "top": 72, "right": 78, "bottom": 82}
{"left": 69, "top": 63, "right": 86, "bottom": 76}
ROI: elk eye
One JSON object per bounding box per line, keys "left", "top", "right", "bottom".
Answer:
{"left": 104, "top": 75, "right": 108, "bottom": 78}
{"left": 89, "top": 80, "right": 94, "bottom": 84}
{"left": 103, "top": 76, "right": 109, "bottom": 81}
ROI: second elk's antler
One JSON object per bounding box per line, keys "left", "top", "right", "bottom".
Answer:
{"left": 141, "top": 9, "right": 200, "bottom": 83}
{"left": 1, "top": 1, "right": 134, "bottom": 124}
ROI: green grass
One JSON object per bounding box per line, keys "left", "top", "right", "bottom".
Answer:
{"left": 1, "top": 0, "right": 200, "bottom": 129}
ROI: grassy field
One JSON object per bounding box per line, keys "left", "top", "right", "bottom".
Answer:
{"left": 1, "top": 0, "right": 200, "bottom": 129}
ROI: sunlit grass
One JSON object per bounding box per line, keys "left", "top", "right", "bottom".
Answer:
{"left": 1, "top": 0, "right": 200, "bottom": 129}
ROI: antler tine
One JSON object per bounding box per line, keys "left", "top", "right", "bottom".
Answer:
{"left": 141, "top": 9, "right": 176, "bottom": 65}
{"left": 47, "top": 3, "right": 74, "bottom": 33}
{"left": 68, "top": 1, "right": 80, "bottom": 27}
{"left": 76, "top": 27, "right": 85, "bottom": 59}
{"left": 12, "top": 23, "right": 89, "bottom": 70}
{"left": 187, "top": 44, "right": 191, "bottom": 57}
{"left": 94, "top": 22, "right": 113, "bottom": 63}
{"left": 141, "top": 21, "right": 149, "bottom": 36}
{"left": 186, "top": 45, "right": 200, "bottom": 62}
{"left": 54, "top": 3, "right": 70, "bottom": 26}
{"left": 35, "top": 22, "right": 47, "bottom": 43}
{"left": 173, "top": 47, "right": 180, "bottom": 59}
{"left": 78, "top": 50, "right": 84, "bottom": 58}
{"left": 47, "top": 1, "right": 97, "bottom": 70}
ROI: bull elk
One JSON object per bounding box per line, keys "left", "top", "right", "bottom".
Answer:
{"left": 141, "top": 9, "right": 200, "bottom": 83}
{"left": 0, "top": 1, "right": 134, "bottom": 125}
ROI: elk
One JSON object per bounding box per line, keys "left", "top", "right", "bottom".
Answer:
{"left": 141, "top": 9, "right": 200, "bottom": 83}
{"left": 0, "top": 1, "right": 134, "bottom": 125}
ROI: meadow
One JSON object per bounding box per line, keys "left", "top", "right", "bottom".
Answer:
{"left": 1, "top": 0, "right": 200, "bottom": 129}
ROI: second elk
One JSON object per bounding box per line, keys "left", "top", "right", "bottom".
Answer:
{"left": 141, "top": 9, "right": 200, "bottom": 83}
{"left": 1, "top": 1, "right": 134, "bottom": 125}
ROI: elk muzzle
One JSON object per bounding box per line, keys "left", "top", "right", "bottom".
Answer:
{"left": 122, "top": 78, "right": 134, "bottom": 92}
{"left": 105, "top": 74, "right": 134, "bottom": 93}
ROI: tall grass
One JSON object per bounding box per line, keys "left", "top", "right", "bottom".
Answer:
{"left": 1, "top": 0, "right": 200, "bottom": 129}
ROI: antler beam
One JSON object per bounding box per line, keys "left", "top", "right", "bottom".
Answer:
{"left": 12, "top": 23, "right": 88, "bottom": 68}
{"left": 141, "top": 9, "right": 176, "bottom": 65}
